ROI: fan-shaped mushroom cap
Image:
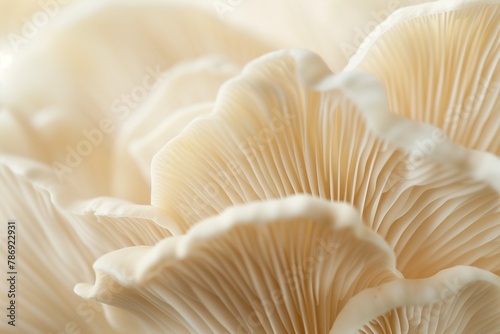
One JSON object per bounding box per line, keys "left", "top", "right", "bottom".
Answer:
{"left": 76, "top": 195, "right": 401, "bottom": 333}
{"left": 346, "top": 0, "right": 500, "bottom": 155}
{"left": 151, "top": 49, "right": 500, "bottom": 278}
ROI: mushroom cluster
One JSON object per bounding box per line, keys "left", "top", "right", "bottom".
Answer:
{"left": 0, "top": 0, "right": 499, "bottom": 333}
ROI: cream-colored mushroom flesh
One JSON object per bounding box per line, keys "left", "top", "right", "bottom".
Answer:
{"left": 347, "top": 0, "right": 500, "bottom": 155}
{"left": 151, "top": 49, "right": 500, "bottom": 279}
{"left": 0, "top": 156, "right": 176, "bottom": 332}
{"left": 1, "top": 0, "right": 498, "bottom": 332}
{"left": 332, "top": 266, "right": 500, "bottom": 333}
{"left": 76, "top": 196, "right": 400, "bottom": 333}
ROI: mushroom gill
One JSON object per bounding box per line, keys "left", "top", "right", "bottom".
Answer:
{"left": 151, "top": 49, "right": 500, "bottom": 278}
{"left": 346, "top": 0, "right": 500, "bottom": 155}
{"left": 332, "top": 266, "right": 500, "bottom": 333}
{"left": 76, "top": 195, "right": 401, "bottom": 333}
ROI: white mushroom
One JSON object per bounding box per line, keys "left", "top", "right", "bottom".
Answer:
{"left": 0, "top": 0, "right": 498, "bottom": 332}
{"left": 76, "top": 195, "right": 401, "bottom": 333}
{"left": 112, "top": 55, "right": 239, "bottom": 203}
{"left": 332, "top": 266, "right": 500, "bottom": 333}
{"left": 0, "top": 0, "right": 271, "bottom": 120}
{"left": 0, "top": 1, "right": 264, "bottom": 201}
{"left": 346, "top": 0, "right": 500, "bottom": 155}
{"left": 151, "top": 49, "right": 500, "bottom": 279}
{"left": 0, "top": 155, "right": 178, "bottom": 332}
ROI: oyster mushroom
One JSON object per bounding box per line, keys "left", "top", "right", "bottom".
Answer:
{"left": 332, "top": 266, "right": 500, "bottom": 333}
{"left": 346, "top": 0, "right": 500, "bottom": 155}
{"left": 151, "top": 49, "right": 500, "bottom": 279}
{"left": 76, "top": 195, "right": 402, "bottom": 333}
{"left": 112, "top": 55, "right": 239, "bottom": 203}
{"left": 0, "top": 0, "right": 271, "bottom": 120}
{"left": 0, "top": 0, "right": 269, "bottom": 201}
{"left": 0, "top": 0, "right": 498, "bottom": 332}
{"left": 0, "top": 155, "right": 177, "bottom": 333}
